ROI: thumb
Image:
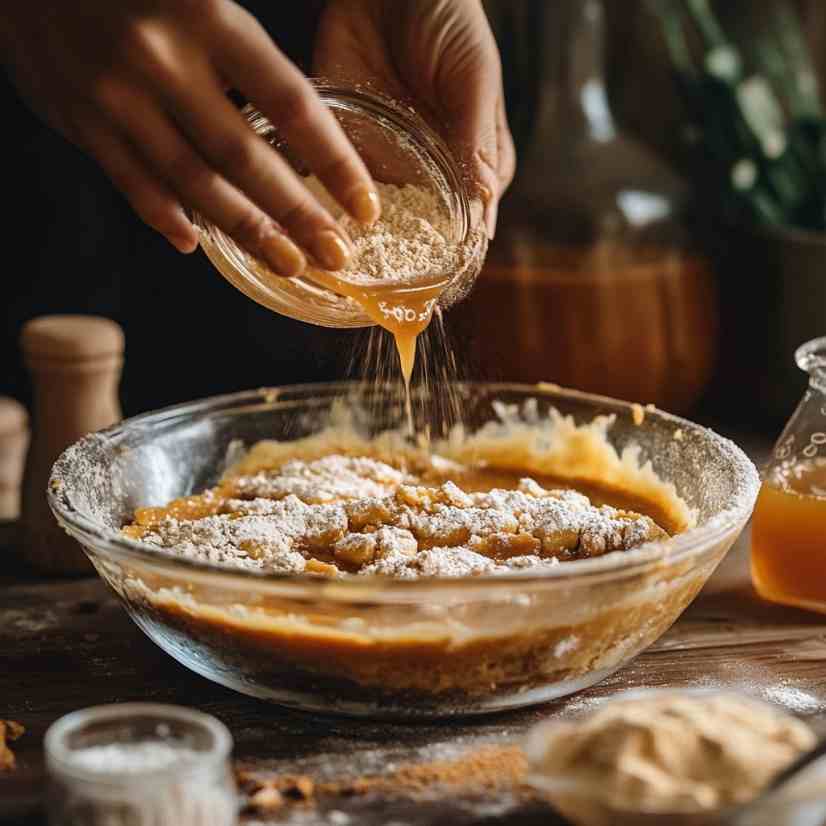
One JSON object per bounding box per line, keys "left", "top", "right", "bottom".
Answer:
{"left": 442, "top": 67, "right": 500, "bottom": 239}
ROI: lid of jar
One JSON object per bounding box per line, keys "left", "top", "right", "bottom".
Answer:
{"left": 0, "top": 397, "right": 27, "bottom": 437}
{"left": 21, "top": 316, "right": 124, "bottom": 364}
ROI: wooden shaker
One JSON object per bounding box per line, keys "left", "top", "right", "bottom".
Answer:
{"left": 21, "top": 315, "right": 124, "bottom": 574}
{"left": 0, "top": 397, "right": 29, "bottom": 521}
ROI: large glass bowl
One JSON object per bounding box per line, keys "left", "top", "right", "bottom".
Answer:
{"left": 48, "top": 383, "right": 759, "bottom": 719}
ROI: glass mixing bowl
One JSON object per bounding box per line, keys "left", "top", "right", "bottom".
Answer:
{"left": 48, "top": 383, "right": 759, "bottom": 719}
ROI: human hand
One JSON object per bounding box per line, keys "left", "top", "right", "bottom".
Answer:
{"left": 0, "top": 0, "right": 381, "bottom": 275}
{"left": 314, "top": 0, "right": 515, "bottom": 238}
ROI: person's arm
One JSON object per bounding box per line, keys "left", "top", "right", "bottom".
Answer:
{"left": 0, "top": 0, "right": 381, "bottom": 275}
{"left": 314, "top": 0, "right": 515, "bottom": 238}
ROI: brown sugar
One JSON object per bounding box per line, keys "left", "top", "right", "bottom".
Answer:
{"left": 336, "top": 745, "right": 531, "bottom": 798}
{"left": 0, "top": 720, "right": 24, "bottom": 771}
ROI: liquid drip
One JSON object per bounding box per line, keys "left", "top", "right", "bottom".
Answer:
{"left": 309, "top": 268, "right": 448, "bottom": 432}
{"left": 347, "top": 308, "right": 465, "bottom": 443}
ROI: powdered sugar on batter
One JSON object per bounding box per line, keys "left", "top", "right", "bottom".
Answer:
{"left": 131, "top": 454, "right": 668, "bottom": 579}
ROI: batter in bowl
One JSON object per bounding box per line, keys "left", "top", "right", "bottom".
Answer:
{"left": 115, "top": 404, "right": 705, "bottom": 711}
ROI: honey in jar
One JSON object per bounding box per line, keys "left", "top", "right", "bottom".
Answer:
{"left": 751, "top": 337, "right": 826, "bottom": 613}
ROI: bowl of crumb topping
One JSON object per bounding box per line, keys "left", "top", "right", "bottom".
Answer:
{"left": 48, "top": 382, "right": 759, "bottom": 718}
{"left": 524, "top": 689, "right": 826, "bottom": 826}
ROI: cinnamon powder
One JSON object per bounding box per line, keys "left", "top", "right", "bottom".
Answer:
{"left": 237, "top": 744, "right": 533, "bottom": 814}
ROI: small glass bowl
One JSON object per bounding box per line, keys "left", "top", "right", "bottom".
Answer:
{"left": 45, "top": 703, "right": 236, "bottom": 826}
{"left": 524, "top": 688, "right": 826, "bottom": 826}
{"left": 47, "top": 383, "right": 759, "bottom": 719}
{"left": 193, "top": 82, "right": 485, "bottom": 328}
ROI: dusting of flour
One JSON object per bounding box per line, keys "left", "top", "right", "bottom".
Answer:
{"left": 135, "top": 454, "right": 667, "bottom": 579}
{"left": 304, "top": 175, "right": 481, "bottom": 284}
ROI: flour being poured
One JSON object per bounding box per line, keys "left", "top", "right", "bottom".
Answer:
{"left": 304, "top": 175, "right": 481, "bottom": 284}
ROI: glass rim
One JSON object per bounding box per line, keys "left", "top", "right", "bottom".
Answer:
{"left": 796, "top": 336, "right": 826, "bottom": 376}
{"left": 44, "top": 703, "right": 233, "bottom": 786}
{"left": 48, "top": 381, "right": 760, "bottom": 597}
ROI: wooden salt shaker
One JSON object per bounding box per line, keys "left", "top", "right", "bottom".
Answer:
{"left": 21, "top": 315, "right": 124, "bottom": 574}
{"left": 0, "top": 397, "right": 29, "bottom": 521}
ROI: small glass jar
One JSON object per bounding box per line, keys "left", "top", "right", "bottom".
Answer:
{"left": 752, "top": 336, "right": 826, "bottom": 614}
{"left": 45, "top": 703, "right": 237, "bottom": 826}
{"left": 194, "top": 82, "right": 485, "bottom": 329}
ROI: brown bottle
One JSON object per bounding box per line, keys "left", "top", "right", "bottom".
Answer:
{"left": 0, "top": 397, "right": 29, "bottom": 522}
{"left": 460, "top": 0, "right": 718, "bottom": 412}
{"left": 21, "top": 315, "right": 124, "bottom": 574}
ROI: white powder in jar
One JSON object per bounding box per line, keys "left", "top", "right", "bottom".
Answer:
{"left": 66, "top": 741, "right": 200, "bottom": 774}
{"left": 50, "top": 740, "right": 236, "bottom": 826}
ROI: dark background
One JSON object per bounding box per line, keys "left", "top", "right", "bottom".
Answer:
{"left": 1, "top": 0, "right": 821, "bottom": 418}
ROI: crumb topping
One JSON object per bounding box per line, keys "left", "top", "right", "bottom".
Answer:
{"left": 127, "top": 454, "right": 668, "bottom": 578}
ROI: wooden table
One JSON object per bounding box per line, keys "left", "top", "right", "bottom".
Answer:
{"left": 4, "top": 432, "right": 826, "bottom": 825}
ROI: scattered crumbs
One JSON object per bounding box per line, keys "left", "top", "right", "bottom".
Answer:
{"left": 238, "top": 768, "right": 315, "bottom": 814}
{"left": 247, "top": 785, "right": 283, "bottom": 813}
{"left": 631, "top": 404, "right": 645, "bottom": 426}
{"left": 0, "top": 609, "right": 60, "bottom": 635}
{"left": 235, "top": 745, "right": 532, "bottom": 813}
{"left": 673, "top": 428, "right": 684, "bottom": 442}
{"left": 0, "top": 720, "right": 24, "bottom": 771}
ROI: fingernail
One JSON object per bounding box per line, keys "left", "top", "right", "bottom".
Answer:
{"left": 479, "top": 184, "right": 494, "bottom": 204}
{"left": 348, "top": 184, "right": 381, "bottom": 225}
{"left": 485, "top": 198, "right": 498, "bottom": 240}
{"left": 168, "top": 235, "right": 198, "bottom": 254}
{"left": 263, "top": 233, "right": 306, "bottom": 277}
{"left": 313, "top": 229, "right": 351, "bottom": 271}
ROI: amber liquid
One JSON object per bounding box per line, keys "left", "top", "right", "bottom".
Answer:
{"left": 308, "top": 267, "right": 447, "bottom": 430}
{"left": 751, "top": 473, "right": 826, "bottom": 613}
{"left": 455, "top": 241, "right": 717, "bottom": 412}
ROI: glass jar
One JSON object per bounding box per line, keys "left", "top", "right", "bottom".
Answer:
{"left": 45, "top": 703, "right": 237, "bottom": 826}
{"left": 460, "top": 0, "right": 718, "bottom": 413}
{"left": 194, "top": 82, "right": 485, "bottom": 329}
{"left": 752, "top": 337, "right": 826, "bottom": 614}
